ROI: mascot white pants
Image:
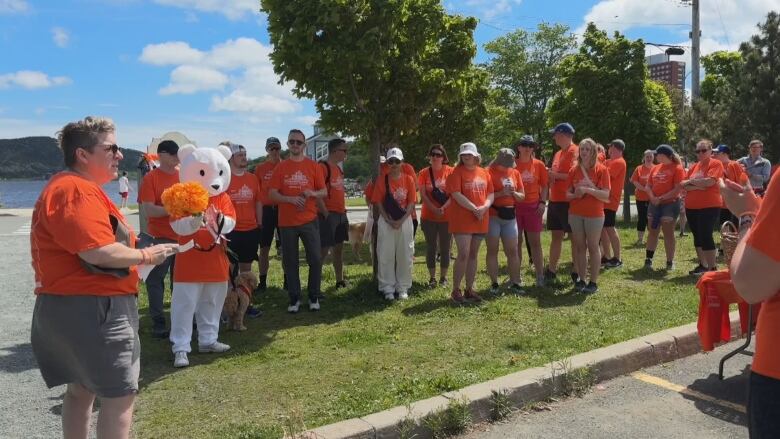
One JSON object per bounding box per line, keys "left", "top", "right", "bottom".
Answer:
{"left": 170, "top": 282, "right": 228, "bottom": 353}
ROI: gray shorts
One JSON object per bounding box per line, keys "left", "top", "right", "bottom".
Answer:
{"left": 568, "top": 214, "right": 605, "bottom": 236}
{"left": 31, "top": 294, "right": 140, "bottom": 398}
{"left": 488, "top": 216, "right": 519, "bottom": 238}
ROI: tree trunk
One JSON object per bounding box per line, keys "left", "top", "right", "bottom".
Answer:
{"left": 370, "top": 130, "right": 382, "bottom": 280}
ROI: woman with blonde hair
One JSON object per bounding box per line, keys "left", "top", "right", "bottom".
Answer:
{"left": 566, "top": 138, "right": 611, "bottom": 293}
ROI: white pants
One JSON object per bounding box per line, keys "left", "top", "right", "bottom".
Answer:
{"left": 170, "top": 281, "right": 228, "bottom": 353}
{"left": 377, "top": 216, "right": 414, "bottom": 294}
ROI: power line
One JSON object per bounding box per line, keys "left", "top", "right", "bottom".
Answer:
{"left": 711, "top": 0, "right": 732, "bottom": 47}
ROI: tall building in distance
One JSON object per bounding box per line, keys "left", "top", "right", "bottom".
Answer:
{"left": 646, "top": 53, "right": 686, "bottom": 91}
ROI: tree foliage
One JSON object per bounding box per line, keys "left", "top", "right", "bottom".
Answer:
{"left": 547, "top": 23, "right": 676, "bottom": 166}
{"left": 260, "top": 0, "right": 479, "bottom": 176}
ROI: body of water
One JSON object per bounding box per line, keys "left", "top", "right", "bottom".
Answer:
{"left": 0, "top": 178, "right": 138, "bottom": 208}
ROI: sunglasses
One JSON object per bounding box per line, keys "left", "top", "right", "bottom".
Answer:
{"left": 91, "top": 144, "right": 120, "bottom": 154}
{"left": 518, "top": 143, "right": 535, "bottom": 148}
{"left": 288, "top": 139, "right": 304, "bottom": 146}
{"left": 267, "top": 146, "right": 281, "bottom": 151}
{"left": 695, "top": 149, "right": 709, "bottom": 154}
{"left": 429, "top": 152, "right": 443, "bottom": 157}
{"left": 387, "top": 158, "right": 401, "bottom": 165}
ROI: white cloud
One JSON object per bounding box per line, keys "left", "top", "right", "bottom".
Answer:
{"left": 0, "top": 71, "right": 72, "bottom": 90}
{"left": 0, "top": 0, "right": 29, "bottom": 14}
{"left": 139, "top": 41, "right": 205, "bottom": 66}
{"left": 159, "top": 65, "right": 228, "bottom": 95}
{"left": 448, "top": 0, "right": 522, "bottom": 21}
{"left": 51, "top": 27, "right": 70, "bottom": 48}
{"left": 152, "top": 0, "right": 259, "bottom": 20}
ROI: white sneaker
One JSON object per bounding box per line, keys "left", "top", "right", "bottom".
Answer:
{"left": 199, "top": 342, "right": 230, "bottom": 353}
{"left": 173, "top": 351, "right": 189, "bottom": 368}
{"left": 309, "top": 300, "right": 320, "bottom": 311}
{"left": 287, "top": 300, "right": 301, "bottom": 313}
{"left": 397, "top": 291, "right": 409, "bottom": 300}
{"left": 384, "top": 292, "right": 395, "bottom": 301}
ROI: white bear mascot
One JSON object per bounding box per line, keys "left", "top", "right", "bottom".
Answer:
{"left": 169, "top": 143, "right": 236, "bottom": 368}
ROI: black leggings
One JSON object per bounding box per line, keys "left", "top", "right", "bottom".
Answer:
{"left": 686, "top": 207, "right": 720, "bottom": 251}
{"left": 636, "top": 200, "right": 649, "bottom": 232}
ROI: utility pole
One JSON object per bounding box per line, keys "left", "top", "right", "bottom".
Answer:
{"left": 691, "top": 0, "right": 701, "bottom": 100}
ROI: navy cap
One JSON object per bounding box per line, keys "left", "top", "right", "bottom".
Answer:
{"left": 516, "top": 134, "right": 537, "bottom": 146}
{"left": 549, "top": 122, "right": 575, "bottom": 135}
{"left": 265, "top": 137, "right": 281, "bottom": 148}
{"left": 713, "top": 144, "right": 731, "bottom": 155}
{"left": 655, "top": 144, "right": 675, "bottom": 157}
{"left": 157, "top": 140, "right": 179, "bottom": 155}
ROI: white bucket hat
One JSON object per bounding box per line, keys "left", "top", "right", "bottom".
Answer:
{"left": 459, "top": 142, "right": 480, "bottom": 158}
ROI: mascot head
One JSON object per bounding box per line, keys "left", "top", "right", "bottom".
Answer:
{"left": 177, "top": 144, "right": 232, "bottom": 197}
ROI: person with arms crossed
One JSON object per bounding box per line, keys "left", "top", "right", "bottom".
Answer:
{"left": 736, "top": 139, "right": 771, "bottom": 194}
{"left": 643, "top": 145, "right": 685, "bottom": 270}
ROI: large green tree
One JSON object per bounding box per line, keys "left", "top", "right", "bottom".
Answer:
{"left": 483, "top": 23, "right": 577, "bottom": 152}
{"left": 260, "top": 0, "right": 479, "bottom": 175}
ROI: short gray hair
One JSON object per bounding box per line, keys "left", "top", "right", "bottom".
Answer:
{"left": 57, "top": 116, "right": 116, "bottom": 167}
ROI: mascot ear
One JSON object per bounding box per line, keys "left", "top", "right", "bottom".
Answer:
{"left": 178, "top": 144, "right": 197, "bottom": 162}
{"left": 216, "top": 144, "right": 232, "bottom": 161}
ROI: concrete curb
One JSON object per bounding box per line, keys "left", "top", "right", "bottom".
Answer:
{"left": 309, "top": 311, "right": 746, "bottom": 439}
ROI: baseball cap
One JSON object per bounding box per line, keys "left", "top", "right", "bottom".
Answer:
{"left": 549, "top": 122, "right": 575, "bottom": 135}
{"left": 655, "top": 144, "right": 675, "bottom": 157}
{"left": 226, "top": 142, "right": 245, "bottom": 156}
{"left": 608, "top": 139, "right": 626, "bottom": 151}
{"left": 265, "top": 137, "right": 281, "bottom": 148}
{"left": 386, "top": 147, "right": 404, "bottom": 161}
{"left": 713, "top": 144, "right": 731, "bottom": 155}
{"left": 493, "top": 148, "right": 516, "bottom": 168}
{"left": 517, "top": 134, "right": 537, "bottom": 146}
{"left": 157, "top": 140, "right": 179, "bottom": 155}
{"left": 459, "top": 142, "right": 480, "bottom": 157}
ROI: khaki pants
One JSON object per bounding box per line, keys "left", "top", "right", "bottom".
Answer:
{"left": 377, "top": 216, "right": 414, "bottom": 294}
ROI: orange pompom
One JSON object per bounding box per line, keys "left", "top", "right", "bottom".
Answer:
{"left": 161, "top": 182, "right": 210, "bottom": 218}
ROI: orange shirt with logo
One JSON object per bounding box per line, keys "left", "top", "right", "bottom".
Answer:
{"left": 268, "top": 158, "right": 326, "bottom": 227}
{"left": 488, "top": 166, "right": 524, "bottom": 216}
{"left": 371, "top": 173, "right": 417, "bottom": 211}
{"left": 515, "top": 158, "right": 548, "bottom": 204}
{"left": 446, "top": 165, "right": 494, "bottom": 234}
{"left": 253, "top": 160, "right": 279, "bottom": 207}
{"left": 226, "top": 172, "right": 261, "bottom": 231}
{"left": 684, "top": 159, "right": 724, "bottom": 209}
{"left": 321, "top": 161, "right": 346, "bottom": 213}
{"left": 173, "top": 192, "right": 236, "bottom": 283}
{"left": 550, "top": 144, "right": 579, "bottom": 202}
{"left": 605, "top": 157, "right": 627, "bottom": 211}
{"left": 745, "top": 174, "right": 780, "bottom": 380}
{"left": 647, "top": 163, "right": 685, "bottom": 201}
{"left": 138, "top": 167, "right": 179, "bottom": 240}
{"left": 567, "top": 164, "right": 611, "bottom": 218}
{"left": 631, "top": 165, "right": 654, "bottom": 202}
{"left": 418, "top": 165, "right": 454, "bottom": 222}
{"left": 722, "top": 160, "right": 748, "bottom": 208}
{"left": 31, "top": 173, "right": 139, "bottom": 296}
{"left": 381, "top": 162, "right": 417, "bottom": 219}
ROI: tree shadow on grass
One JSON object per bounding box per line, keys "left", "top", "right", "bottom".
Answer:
{"left": 627, "top": 267, "right": 699, "bottom": 286}
{"left": 526, "top": 287, "right": 587, "bottom": 308}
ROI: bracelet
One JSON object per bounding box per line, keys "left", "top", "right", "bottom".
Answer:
{"left": 140, "top": 249, "right": 150, "bottom": 265}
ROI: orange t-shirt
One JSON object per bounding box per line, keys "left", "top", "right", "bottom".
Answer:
{"left": 173, "top": 192, "right": 236, "bottom": 283}
{"left": 253, "top": 160, "right": 279, "bottom": 207}
{"left": 597, "top": 152, "right": 607, "bottom": 164}
{"left": 321, "top": 161, "right": 346, "bottom": 213}
{"left": 418, "top": 165, "right": 454, "bottom": 222}
{"left": 605, "top": 157, "right": 627, "bottom": 211}
{"left": 515, "top": 158, "right": 548, "bottom": 204}
{"left": 722, "top": 160, "right": 748, "bottom": 208}
{"left": 381, "top": 162, "right": 417, "bottom": 218}
{"left": 745, "top": 174, "right": 780, "bottom": 380}
{"left": 631, "top": 165, "right": 654, "bottom": 202}
{"left": 446, "top": 165, "right": 494, "bottom": 234}
{"left": 268, "top": 158, "right": 326, "bottom": 227}
{"left": 226, "top": 172, "right": 261, "bottom": 231}
{"left": 364, "top": 180, "right": 374, "bottom": 203}
{"left": 567, "top": 163, "right": 611, "bottom": 218}
{"left": 31, "top": 173, "right": 139, "bottom": 296}
{"left": 371, "top": 173, "right": 417, "bottom": 211}
{"left": 684, "top": 159, "right": 724, "bottom": 209}
{"left": 488, "top": 166, "right": 524, "bottom": 216}
{"left": 550, "top": 144, "right": 578, "bottom": 202}
{"left": 648, "top": 163, "right": 685, "bottom": 200}
{"left": 138, "top": 167, "right": 179, "bottom": 240}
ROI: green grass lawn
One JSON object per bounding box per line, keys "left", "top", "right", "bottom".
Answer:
{"left": 345, "top": 197, "right": 367, "bottom": 207}
{"left": 133, "top": 223, "right": 705, "bottom": 438}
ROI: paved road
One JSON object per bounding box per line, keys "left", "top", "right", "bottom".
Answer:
{"left": 464, "top": 339, "right": 752, "bottom": 439}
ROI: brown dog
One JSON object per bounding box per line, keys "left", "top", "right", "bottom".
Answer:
{"left": 222, "top": 271, "right": 257, "bottom": 331}
{"left": 348, "top": 221, "right": 367, "bottom": 262}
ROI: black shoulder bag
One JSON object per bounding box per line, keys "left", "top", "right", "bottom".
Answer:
{"left": 383, "top": 174, "right": 407, "bottom": 221}
{"left": 429, "top": 167, "right": 449, "bottom": 206}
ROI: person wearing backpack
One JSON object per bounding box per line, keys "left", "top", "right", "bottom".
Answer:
{"left": 371, "top": 147, "right": 417, "bottom": 300}
{"left": 317, "top": 138, "right": 350, "bottom": 290}
{"left": 418, "top": 144, "right": 454, "bottom": 288}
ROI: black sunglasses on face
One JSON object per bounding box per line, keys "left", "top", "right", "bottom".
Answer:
{"left": 267, "top": 146, "right": 281, "bottom": 151}
{"left": 387, "top": 158, "right": 401, "bottom": 165}
{"left": 92, "top": 144, "right": 120, "bottom": 154}
{"left": 288, "top": 139, "right": 304, "bottom": 146}
{"left": 430, "top": 152, "right": 443, "bottom": 157}
{"left": 518, "top": 143, "right": 535, "bottom": 148}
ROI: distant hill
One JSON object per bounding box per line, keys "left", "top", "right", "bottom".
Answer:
{"left": 0, "top": 136, "right": 144, "bottom": 179}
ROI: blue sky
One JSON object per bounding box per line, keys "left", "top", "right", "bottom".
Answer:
{"left": 1, "top": 0, "right": 778, "bottom": 158}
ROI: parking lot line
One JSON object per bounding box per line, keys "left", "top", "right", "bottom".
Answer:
{"left": 631, "top": 371, "right": 747, "bottom": 414}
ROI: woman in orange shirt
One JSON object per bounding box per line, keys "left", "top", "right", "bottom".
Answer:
{"left": 566, "top": 138, "right": 611, "bottom": 294}
{"left": 30, "top": 117, "right": 176, "bottom": 439}
{"left": 446, "top": 142, "right": 494, "bottom": 303}
{"left": 486, "top": 148, "right": 525, "bottom": 294}
{"left": 630, "top": 150, "right": 656, "bottom": 244}
{"left": 514, "top": 135, "right": 549, "bottom": 287}
{"left": 682, "top": 139, "right": 725, "bottom": 275}
{"left": 418, "top": 144, "right": 454, "bottom": 287}
{"left": 643, "top": 145, "right": 685, "bottom": 270}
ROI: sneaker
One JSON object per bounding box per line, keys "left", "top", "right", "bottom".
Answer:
{"left": 509, "top": 283, "right": 526, "bottom": 295}
{"left": 490, "top": 282, "right": 500, "bottom": 294}
{"left": 644, "top": 258, "right": 653, "bottom": 269}
{"left": 439, "top": 278, "right": 448, "bottom": 288}
{"left": 173, "top": 351, "right": 189, "bottom": 368}
{"left": 465, "top": 289, "right": 483, "bottom": 303}
{"left": 570, "top": 272, "right": 579, "bottom": 284}
{"left": 199, "top": 341, "right": 230, "bottom": 353}
{"left": 245, "top": 305, "right": 263, "bottom": 319}
{"left": 665, "top": 261, "right": 675, "bottom": 271}
{"left": 600, "top": 256, "right": 609, "bottom": 267}
{"left": 428, "top": 278, "right": 438, "bottom": 288}
{"left": 688, "top": 264, "right": 707, "bottom": 276}
{"left": 287, "top": 300, "right": 301, "bottom": 313}
{"left": 574, "top": 279, "right": 586, "bottom": 292}
{"left": 606, "top": 258, "right": 623, "bottom": 268}
{"left": 398, "top": 291, "right": 409, "bottom": 300}
{"left": 384, "top": 292, "right": 395, "bottom": 301}
{"left": 335, "top": 280, "right": 349, "bottom": 289}
{"left": 309, "top": 299, "right": 320, "bottom": 311}
{"left": 544, "top": 268, "right": 557, "bottom": 282}
{"left": 535, "top": 275, "right": 546, "bottom": 288}
{"left": 451, "top": 289, "right": 465, "bottom": 304}
{"left": 582, "top": 282, "right": 598, "bottom": 294}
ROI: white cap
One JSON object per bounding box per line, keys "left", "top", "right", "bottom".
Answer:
{"left": 459, "top": 142, "right": 480, "bottom": 158}
{"left": 386, "top": 147, "right": 404, "bottom": 161}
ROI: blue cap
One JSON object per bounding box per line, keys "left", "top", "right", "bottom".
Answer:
{"left": 713, "top": 144, "right": 731, "bottom": 155}
{"left": 655, "top": 144, "right": 675, "bottom": 157}
{"left": 549, "top": 122, "right": 575, "bottom": 135}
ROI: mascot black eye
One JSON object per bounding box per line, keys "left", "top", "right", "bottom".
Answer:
{"left": 219, "top": 170, "right": 224, "bottom": 176}
{"left": 199, "top": 170, "right": 205, "bottom": 176}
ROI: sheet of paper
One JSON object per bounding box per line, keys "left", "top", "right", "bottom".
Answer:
{"left": 137, "top": 264, "right": 154, "bottom": 281}
{"left": 177, "top": 240, "right": 194, "bottom": 253}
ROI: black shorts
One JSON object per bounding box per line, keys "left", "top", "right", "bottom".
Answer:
{"left": 226, "top": 228, "right": 260, "bottom": 263}
{"left": 603, "top": 209, "right": 617, "bottom": 228}
{"left": 259, "top": 205, "right": 280, "bottom": 248}
{"left": 547, "top": 201, "right": 571, "bottom": 232}
{"left": 319, "top": 212, "right": 349, "bottom": 247}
